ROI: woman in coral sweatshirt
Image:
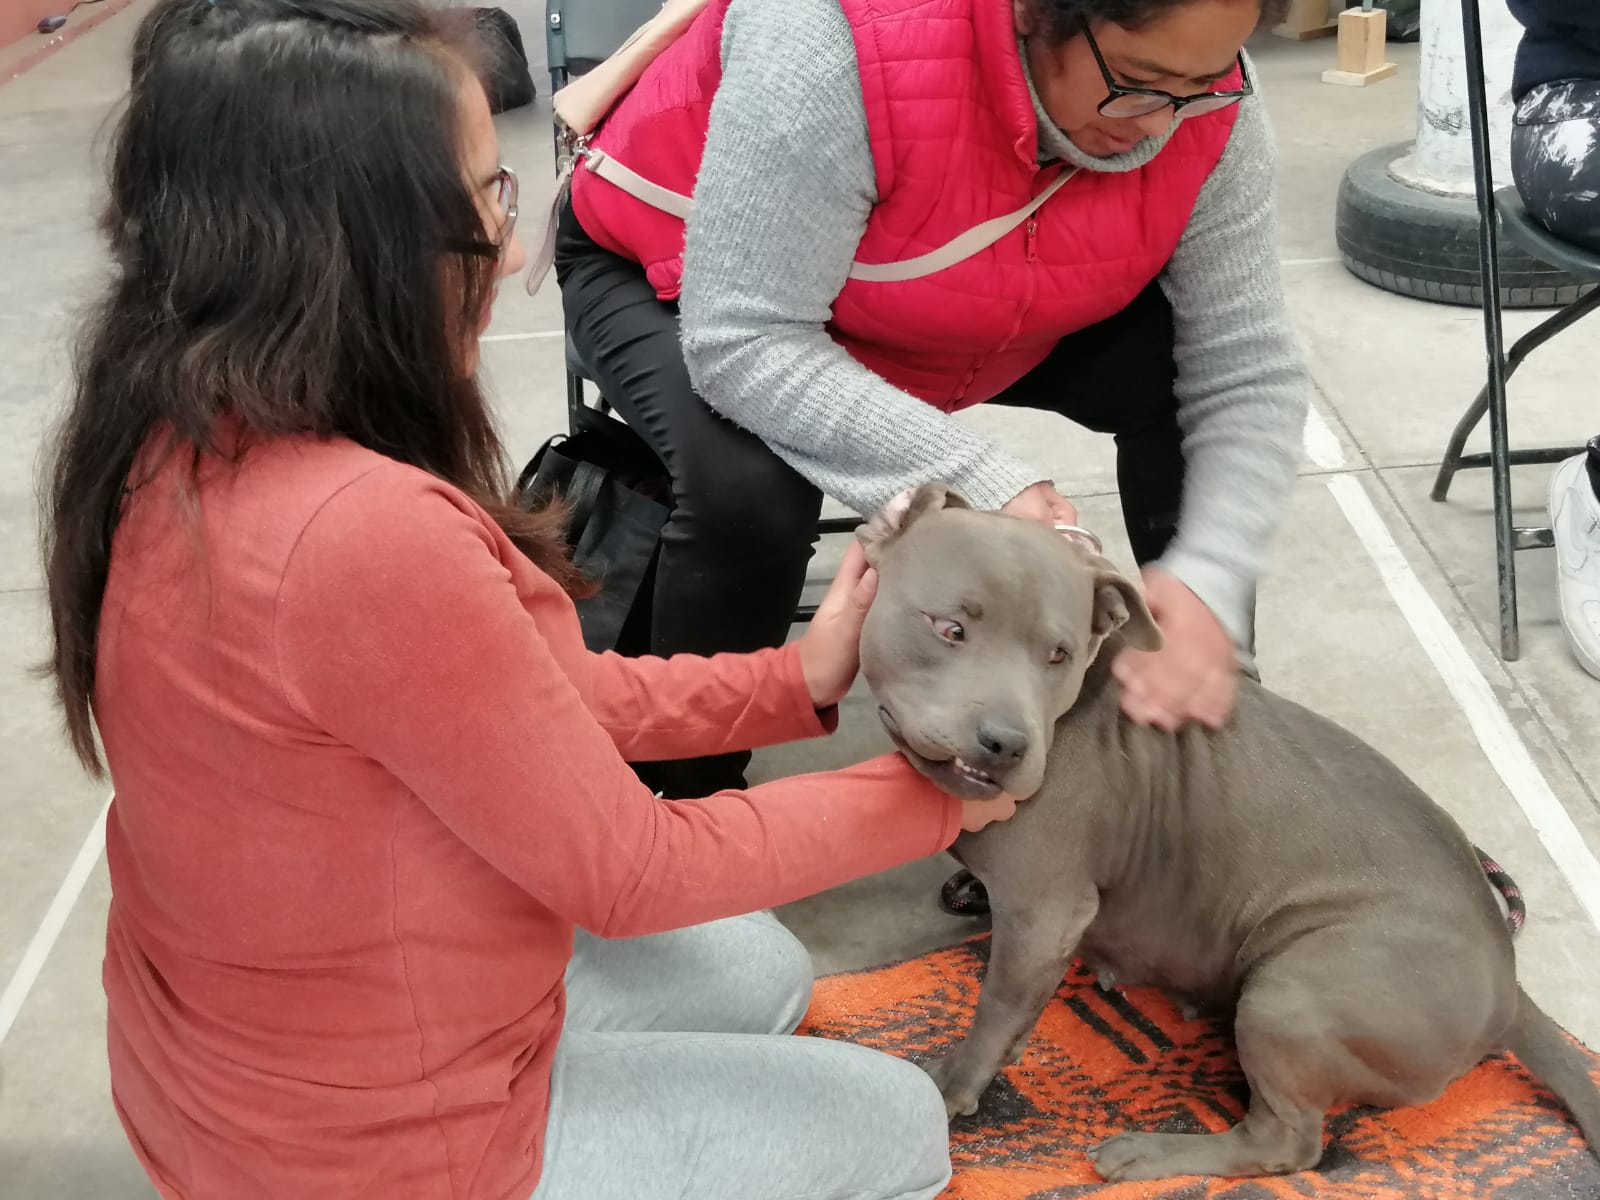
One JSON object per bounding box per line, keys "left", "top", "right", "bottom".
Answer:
{"left": 37, "top": 2, "right": 1014, "bottom": 1197}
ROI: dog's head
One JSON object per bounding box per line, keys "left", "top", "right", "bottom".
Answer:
{"left": 858, "top": 484, "right": 1160, "bottom": 801}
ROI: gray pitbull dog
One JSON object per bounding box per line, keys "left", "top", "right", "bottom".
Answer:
{"left": 857, "top": 484, "right": 1600, "bottom": 1184}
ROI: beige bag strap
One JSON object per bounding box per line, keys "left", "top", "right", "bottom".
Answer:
{"left": 581, "top": 148, "right": 695, "bottom": 220}
{"left": 528, "top": 158, "right": 1080, "bottom": 295}
{"left": 527, "top": 0, "right": 712, "bottom": 295}
{"left": 551, "top": 0, "right": 714, "bottom": 138}
{"left": 525, "top": 148, "right": 700, "bottom": 295}
{"left": 527, "top": 159, "right": 574, "bottom": 296}
{"left": 846, "top": 167, "right": 1078, "bottom": 282}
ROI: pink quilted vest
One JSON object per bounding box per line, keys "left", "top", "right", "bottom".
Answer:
{"left": 569, "top": 0, "right": 1239, "bottom": 410}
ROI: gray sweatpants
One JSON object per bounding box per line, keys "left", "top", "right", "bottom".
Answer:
{"left": 530, "top": 911, "right": 954, "bottom": 1200}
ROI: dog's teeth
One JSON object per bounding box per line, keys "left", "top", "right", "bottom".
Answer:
{"left": 950, "top": 757, "right": 995, "bottom": 786}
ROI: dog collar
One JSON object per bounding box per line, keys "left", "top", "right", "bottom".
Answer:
{"left": 1053, "top": 523, "right": 1102, "bottom": 555}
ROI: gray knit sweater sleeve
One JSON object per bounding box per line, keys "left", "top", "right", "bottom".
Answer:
{"left": 678, "top": 0, "right": 1310, "bottom": 647}
{"left": 1155, "top": 97, "right": 1310, "bottom": 646}
{"left": 678, "top": 0, "right": 1046, "bottom": 517}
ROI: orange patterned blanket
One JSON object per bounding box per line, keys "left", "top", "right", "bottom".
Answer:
{"left": 798, "top": 937, "right": 1598, "bottom": 1199}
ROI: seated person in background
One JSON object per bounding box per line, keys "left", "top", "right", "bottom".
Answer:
{"left": 1509, "top": 0, "right": 1600, "bottom": 678}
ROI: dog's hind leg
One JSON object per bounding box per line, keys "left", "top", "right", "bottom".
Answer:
{"left": 1091, "top": 939, "right": 1478, "bottom": 1183}
{"left": 923, "top": 881, "right": 1098, "bottom": 1119}
{"left": 1089, "top": 1088, "right": 1324, "bottom": 1183}
{"left": 1088, "top": 972, "right": 1332, "bottom": 1182}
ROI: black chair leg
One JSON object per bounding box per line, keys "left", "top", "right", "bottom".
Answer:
{"left": 1431, "top": 289, "right": 1600, "bottom": 502}
{"left": 1431, "top": 385, "right": 1491, "bottom": 504}
{"left": 1458, "top": 0, "right": 1523, "bottom": 660}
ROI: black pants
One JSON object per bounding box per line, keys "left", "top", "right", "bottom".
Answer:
{"left": 1510, "top": 78, "right": 1600, "bottom": 498}
{"left": 554, "top": 200, "right": 1182, "bottom": 797}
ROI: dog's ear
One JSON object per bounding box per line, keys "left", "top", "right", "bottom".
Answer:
{"left": 1090, "top": 564, "right": 1163, "bottom": 654}
{"left": 857, "top": 483, "right": 972, "bottom": 566}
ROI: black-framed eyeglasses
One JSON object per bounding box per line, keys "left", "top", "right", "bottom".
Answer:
{"left": 492, "top": 164, "right": 519, "bottom": 254}
{"left": 1083, "top": 25, "right": 1252, "bottom": 121}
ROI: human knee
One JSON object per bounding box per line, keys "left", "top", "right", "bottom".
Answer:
{"left": 893, "top": 1057, "right": 955, "bottom": 1196}
{"left": 696, "top": 912, "right": 814, "bottom": 1035}
{"left": 829, "top": 1044, "right": 953, "bottom": 1199}
{"left": 748, "top": 915, "right": 815, "bottom": 1035}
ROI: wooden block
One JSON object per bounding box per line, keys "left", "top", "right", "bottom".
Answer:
{"left": 1336, "top": 8, "right": 1387, "bottom": 73}
{"left": 1273, "top": 0, "right": 1335, "bottom": 40}
{"left": 1321, "top": 7, "right": 1397, "bottom": 86}
{"left": 1322, "top": 61, "right": 1400, "bottom": 86}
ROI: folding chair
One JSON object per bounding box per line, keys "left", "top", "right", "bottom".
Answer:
{"left": 1429, "top": 0, "right": 1600, "bottom": 660}
{"left": 543, "top": 0, "right": 857, "bottom": 622}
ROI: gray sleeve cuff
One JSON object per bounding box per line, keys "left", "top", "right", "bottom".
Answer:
{"left": 1155, "top": 545, "right": 1257, "bottom": 650}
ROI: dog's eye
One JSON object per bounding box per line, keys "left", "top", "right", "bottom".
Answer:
{"left": 931, "top": 617, "right": 965, "bottom": 644}
{"left": 1049, "top": 647, "right": 1070, "bottom": 665}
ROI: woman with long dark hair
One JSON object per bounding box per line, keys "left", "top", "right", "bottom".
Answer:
{"left": 38, "top": 1, "right": 1017, "bottom": 1195}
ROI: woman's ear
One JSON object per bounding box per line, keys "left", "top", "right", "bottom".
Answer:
{"left": 856, "top": 484, "right": 972, "bottom": 567}
{"left": 1012, "top": 0, "right": 1037, "bottom": 36}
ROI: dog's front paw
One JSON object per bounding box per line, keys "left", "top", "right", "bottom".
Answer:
{"left": 921, "top": 1053, "right": 988, "bottom": 1119}
{"left": 1088, "top": 1131, "right": 1196, "bottom": 1182}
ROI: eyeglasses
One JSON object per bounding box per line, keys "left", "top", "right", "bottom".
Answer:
{"left": 492, "top": 165, "right": 518, "bottom": 256}
{"left": 446, "top": 166, "right": 520, "bottom": 261}
{"left": 1082, "top": 25, "right": 1252, "bottom": 121}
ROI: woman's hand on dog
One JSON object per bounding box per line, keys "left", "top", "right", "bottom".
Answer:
{"left": 959, "top": 794, "right": 1021, "bottom": 832}
{"left": 1113, "top": 568, "right": 1238, "bottom": 732}
{"left": 796, "top": 540, "right": 880, "bottom": 710}
{"left": 1002, "top": 481, "right": 1077, "bottom": 527}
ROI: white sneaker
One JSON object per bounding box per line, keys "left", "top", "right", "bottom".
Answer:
{"left": 1547, "top": 449, "right": 1600, "bottom": 679}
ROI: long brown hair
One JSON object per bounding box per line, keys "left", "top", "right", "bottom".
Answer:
{"left": 39, "top": 0, "right": 575, "bottom": 775}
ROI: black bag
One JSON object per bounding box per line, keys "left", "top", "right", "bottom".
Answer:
{"left": 471, "top": 7, "right": 536, "bottom": 114}
{"left": 517, "top": 406, "right": 672, "bottom": 653}
{"left": 1371, "top": 0, "right": 1419, "bottom": 42}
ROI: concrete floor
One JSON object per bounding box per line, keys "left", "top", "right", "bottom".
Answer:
{"left": 3, "top": 6, "right": 1600, "bottom": 1197}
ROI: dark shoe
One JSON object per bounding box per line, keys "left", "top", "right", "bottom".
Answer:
{"left": 940, "top": 869, "right": 989, "bottom": 917}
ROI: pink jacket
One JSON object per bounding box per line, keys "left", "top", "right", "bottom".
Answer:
{"left": 570, "top": 0, "right": 1239, "bottom": 408}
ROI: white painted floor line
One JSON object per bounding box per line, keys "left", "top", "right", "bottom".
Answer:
{"left": 0, "top": 792, "right": 112, "bottom": 1050}
{"left": 1302, "top": 405, "right": 1347, "bottom": 471}
{"left": 1280, "top": 255, "right": 1341, "bottom": 268}
{"left": 480, "top": 330, "right": 565, "bottom": 344}
{"left": 1328, "top": 473, "right": 1600, "bottom": 934}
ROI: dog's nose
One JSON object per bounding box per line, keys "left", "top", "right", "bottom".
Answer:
{"left": 975, "top": 719, "right": 1029, "bottom": 764}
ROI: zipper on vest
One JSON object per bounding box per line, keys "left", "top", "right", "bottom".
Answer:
{"left": 1024, "top": 217, "right": 1038, "bottom": 264}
